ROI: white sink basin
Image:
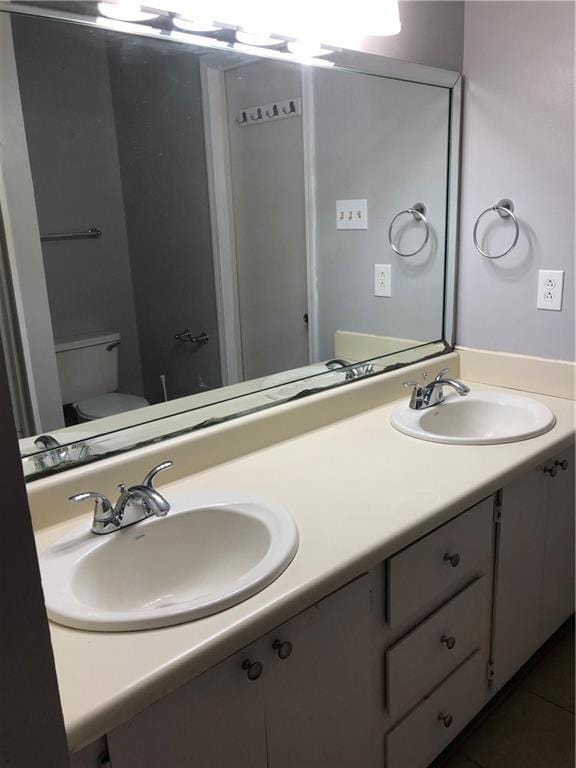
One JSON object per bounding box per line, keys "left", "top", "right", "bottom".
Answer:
{"left": 391, "top": 390, "right": 556, "bottom": 445}
{"left": 40, "top": 491, "right": 299, "bottom": 631}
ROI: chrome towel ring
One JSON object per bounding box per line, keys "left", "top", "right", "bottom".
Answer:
{"left": 388, "top": 202, "right": 430, "bottom": 257}
{"left": 473, "top": 198, "right": 519, "bottom": 259}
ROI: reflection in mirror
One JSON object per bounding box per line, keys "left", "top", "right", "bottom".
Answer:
{"left": 0, "top": 9, "right": 458, "bottom": 476}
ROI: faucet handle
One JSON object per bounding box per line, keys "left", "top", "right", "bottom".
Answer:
{"left": 142, "top": 461, "right": 174, "bottom": 490}
{"left": 403, "top": 380, "right": 421, "bottom": 389}
{"left": 69, "top": 492, "right": 115, "bottom": 524}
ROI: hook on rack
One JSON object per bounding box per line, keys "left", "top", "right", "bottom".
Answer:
{"left": 236, "top": 97, "right": 301, "bottom": 127}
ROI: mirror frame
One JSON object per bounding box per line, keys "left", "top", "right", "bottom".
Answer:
{"left": 0, "top": 2, "right": 462, "bottom": 480}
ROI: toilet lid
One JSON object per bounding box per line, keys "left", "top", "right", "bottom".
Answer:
{"left": 75, "top": 393, "right": 149, "bottom": 419}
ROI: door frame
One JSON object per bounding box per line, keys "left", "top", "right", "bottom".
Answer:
{"left": 0, "top": 13, "right": 64, "bottom": 434}
{"left": 200, "top": 54, "right": 319, "bottom": 384}
{"left": 200, "top": 54, "right": 244, "bottom": 386}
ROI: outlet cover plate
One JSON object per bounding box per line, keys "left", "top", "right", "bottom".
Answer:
{"left": 374, "top": 264, "right": 391, "bottom": 297}
{"left": 537, "top": 269, "right": 564, "bottom": 311}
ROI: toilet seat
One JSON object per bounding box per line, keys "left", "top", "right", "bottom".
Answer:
{"left": 74, "top": 393, "right": 149, "bottom": 420}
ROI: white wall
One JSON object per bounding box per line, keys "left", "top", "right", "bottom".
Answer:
{"left": 361, "top": 0, "right": 464, "bottom": 71}
{"left": 312, "top": 67, "right": 450, "bottom": 358}
{"left": 457, "top": 1, "right": 575, "bottom": 361}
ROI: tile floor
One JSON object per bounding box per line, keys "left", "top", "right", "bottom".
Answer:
{"left": 434, "top": 621, "right": 575, "bottom": 768}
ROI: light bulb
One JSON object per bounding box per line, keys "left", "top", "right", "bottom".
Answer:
{"left": 173, "top": 17, "right": 222, "bottom": 33}
{"left": 97, "top": 2, "right": 158, "bottom": 22}
{"left": 235, "top": 31, "right": 279, "bottom": 47}
{"left": 286, "top": 40, "right": 330, "bottom": 57}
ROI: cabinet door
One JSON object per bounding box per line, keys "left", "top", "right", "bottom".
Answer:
{"left": 541, "top": 446, "right": 575, "bottom": 642}
{"left": 108, "top": 644, "right": 267, "bottom": 768}
{"left": 262, "top": 575, "right": 374, "bottom": 768}
{"left": 70, "top": 738, "right": 107, "bottom": 768}
{"left": 492, "top": 467, "right": 548, "bottom": 690}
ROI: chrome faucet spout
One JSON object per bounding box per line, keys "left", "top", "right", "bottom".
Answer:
{"left": 325, "top": 358, "right": 350, "bottom": 370}
{"left": 434, "top": 378, "right": 471, "bottom": 396}
{"left": 123, "top": 485, "right": 170, "bottom": 517}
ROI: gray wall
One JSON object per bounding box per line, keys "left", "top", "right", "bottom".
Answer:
{"left": 225, "top": 60, "right": 309, "bottom": 379}
{"left": 457, "top": 1, "right": 575, "bottom": 361}
{"left": 107, "top": 36, "right": 221, "bottom": 403}
{"left": 0, "top": 346, "right": 70, "bottom": 767}
{"left": 361, "top": 0, "right": 464, "bottom": 71}
{"left": 313, "top": 68, "right": 450, "bottom": 358}
{"left": 12, "top": 17, "right": 145, "bottom": 397}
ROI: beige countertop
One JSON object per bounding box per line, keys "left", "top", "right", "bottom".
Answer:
{"left": 34, "top": 381, "right": 575, "bottom": 752}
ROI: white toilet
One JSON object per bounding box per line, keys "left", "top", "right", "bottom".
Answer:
{"left": 54, "top": 332, "right": 149, "bottom": 421}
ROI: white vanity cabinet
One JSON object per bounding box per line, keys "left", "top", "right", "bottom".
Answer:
{"left": 71, "top": 446, "right": 575, "bottom": 768}
{"left": 107, "top": 643, "right": 268, "bottom": 767}
{"left": 491, "top": 446, "right": 575, "bottom": 690}
{"left": 107, "top": 574, "right": 374, "bottom": 768}
{"left": 540, "top": 446, "right": 575, "bottom": 642}
{"left": 382, "top": 497, "right": 495, "bottom": 768}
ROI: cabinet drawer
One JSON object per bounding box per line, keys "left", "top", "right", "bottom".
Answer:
{"left": 386, "top": 651, "right": 488, "bottom": 768}
{"left": 387, "top": 577, "right": 489, "bottom": 720}
{"left": 387, "top": 497, "right": 494, "bottom": 628}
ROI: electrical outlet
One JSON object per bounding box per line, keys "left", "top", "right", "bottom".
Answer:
{"left": 537, "top": 270, "right": 564, "bottom": 311}
{"left": 336, "top": 199, "right": 368, "bottom": 230}
{"left": 374, "top": 264, "right": 391, "bottom": 297}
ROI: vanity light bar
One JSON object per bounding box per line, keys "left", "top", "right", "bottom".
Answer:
{"left": 101, "top": 0, "right": 401, "bottom": 51}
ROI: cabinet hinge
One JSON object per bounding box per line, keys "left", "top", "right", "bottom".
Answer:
{"left": 493, "top": 489, "right": 503, "bottom": 523}
{"left": 486, "top": 662, "right": 495, "bottom": 682}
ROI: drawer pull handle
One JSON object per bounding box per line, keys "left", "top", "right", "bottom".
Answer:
{"left": 272, "top": 639, "right": 293, "bottom": 660}
{"left": 444, "top": 552, "right": 461, "bottom": 568}
{"left": 438, "top": 712, "right": 453, "bottom": 728}
{"left": 441, "top": 635, "right": 456, "bottom": 650}
{"left": 242, "top": 659, "right": 263, "bottom": 681}
{"left": 555, "top": 459, "right": 569, "bottom": 471}
{"left": 544, "top": 464, "right": 558, "bottom": 478}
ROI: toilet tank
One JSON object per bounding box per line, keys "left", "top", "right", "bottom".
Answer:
{"left": 54, "top": 332, "right": 120, "bottom": 404}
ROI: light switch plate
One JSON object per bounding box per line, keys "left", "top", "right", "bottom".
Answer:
{"left": 336, "top": 199, "right": 368, "bottom": 230}
{"left": 374, "top": 264, "right": 391, "bottom": 297}
{"left": 537, "top": 269, "right": 564, "bottom": 311}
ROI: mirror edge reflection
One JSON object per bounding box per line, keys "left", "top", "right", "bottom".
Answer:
{"left": 22, "top": 340, "right": 452, "bottom": 482}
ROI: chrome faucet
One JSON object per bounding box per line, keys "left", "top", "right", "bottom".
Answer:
{"left": 325, "top": 358, "right": 376, "bottom": 380}
{"left": 403, "top": 368, "right": 470, "bottom": 410}
{"left": 31, "top": 435, "right": 92, "bottom": 472}
{"left": 69, "top": 460, "right": 174, "bottom": 534}
{"left": 33, "top": 435, "right": 70, "bottom": 466}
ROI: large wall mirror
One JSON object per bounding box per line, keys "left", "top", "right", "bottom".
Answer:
{"left": 0, "top": 2, "right": 461, "bottom": 479}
